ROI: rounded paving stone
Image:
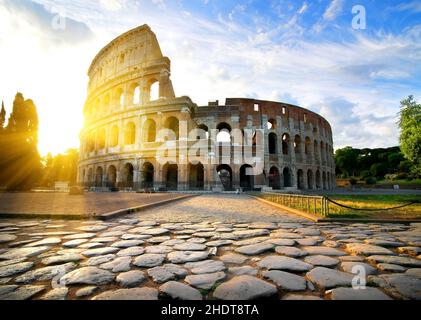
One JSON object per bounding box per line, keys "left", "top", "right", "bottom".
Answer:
{"left": 275, "top": 246, "right": 307, "bottom": 257}
{"left": 235, "top": 243, "right": 274, "bottom": 255}
{"left": 173, "top": 242, "right": 207, "bottom": 251}
{"left": 304, "top": 255, "right": 339, "bottom": 267}
{"left": 0, "top": 246, "right": 51, "bottom": 260}
{"left": 100, "top": 256, "right": 132, "bottom": 272}
{"left": 366, "top": 255, "right": 421, "bottom": 267}
{"left": 345, "top": 243, "right": 394, "bottom": 256}
{"left": 185, "top": 272, "right": 226, "bottom": 289}
{"left": 257, "top": 255, "right": 313, "bottom": 271}
{"left": 145, "top": 245, "right": 173, "bottom": 254}
{"left": 116, "top": 270, "right": 145, "bottom": 287}
{"left": 75, "top": 286, "right": 98, "bottom": 297}
{"left": 24, "top": 237, "right": 61, "bottom": 247}
{"left": 302, "top": 246, "right": 347, "bottom": 256}
{"left": 159, "top": 281, "right": 202, "bottom": 300}
{"left": 133, "top": 254, "right": 166, "bottom": 267}
{"left": 63, "top": 239, "right": 88, "bottom": 248}
{"left": 92, "top": 288, "right": 158, "bottom": 300}
{"left": 147, "top": 264, "right": 188, "bottom": 283}
{"left": 213, "top": 275, "right": 277, "bottom": 300}
{"left": 0, "top": 262, "right": 34, "bottom": 278}
{"left": 60, "top": 267, "right": 115, "bottom": 285}
{"left": 228, "top": 266, "right": 258, "bottom": 276}
{"left": 262, "top": 270, "right": 307, "bottom": 291}
{"left": 82, "top": 247, "right": 119, "bottom": 257}
{"left": 167, "top": 251, "right": 208, "bottom": 264}
{"left": 306, "top": 267, "right": 353, "bottom": 289}
{"left": 15, "top": 263, "right": 76, "bottom": 283}
{"left": 0, "top": 234, "right": 17, "bottom": 243}
{"left": 329, "top": 287, "right": 392, "bottom": 300}
{"left": 142, "top": 228, "right": 170, "bottom": 236}
{"left": 117, "top": 246, "right": 145, "bottom": 257}
{"left": 111, "top": 240, "right": 144, "bottom": 248}
{"left": 219, "top": 253, "right": 248, "bottom": 264}
{"left": 41, "top": 253, "right": 84, "bottom": 265}
{"left": 40, "top": 287, "right": 68, "bottom": 300}
{"left": 340, "top": 262, "right": 377, "bottom": 275}
{"left": 184, "top": 260, "right": 226, "bottom": 274}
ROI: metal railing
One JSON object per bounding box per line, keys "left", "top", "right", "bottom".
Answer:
{"left": 260, "top": 192, "right": 329, "bottom": 217}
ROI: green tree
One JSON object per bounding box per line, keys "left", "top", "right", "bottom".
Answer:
{"left": 335, "top": 147, "right": 360, "bottom": 177}
{"left": 399, "top": 96, "right": 421, "bottom": 177}
{"left": 1, "top": 93, "right": 41, "bottom": 190}
{"left": 0, "top": 101, "right": 5, "bottom": 130}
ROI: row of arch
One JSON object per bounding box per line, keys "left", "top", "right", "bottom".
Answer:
{"left": 84, "top": 120, "right": 333, "bottom": 167}
{"left": 86, "top": 80, "right": 161, "bottom": 119}
{"left": 82, "top": 162, "right": 334, "bottom": 191}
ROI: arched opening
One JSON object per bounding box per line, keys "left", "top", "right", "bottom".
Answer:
{"left": 322, "top": 171, "right": 327, "bottom": 190}
{"left": 282, "top": 133, "right": 290, "bottom": 155}
{"left": 314, "top": 140, "right": 319, "bottom": 159}
{"left": 294, "top": 135, "right": 301, "bottom": 154}
{"left": 96, "top": 128, "right": 106, "bottom": 150}
{"left": 307, "top": 170, "right": 314, "bottom": 190}
{"left": 269, "top": 166, "right": 281, "bottom": 190}
{"left": 82, "top": 169, "right": 86, "bottom": 185}
{"left": 268, "top": 133, "right": 277, "bottom": 155}
{"left": 267, "top": 118, "right": 276, "bottom": 130}
{"left": 189, "top": 163, "right": 204, "bottom": 190}
{"left": 164, "top": 117, "right": 179, "bottom": 140}
{"left": 240, "top": 164, "right": 254, "bottom": 191}
{"left": 124, "top": 122, "right": 136, "bottom": 145}
{"left": 197, "top": 124, "right": 209, "bottom": 139}
{"left": 216, "top": 122, "right": 232, "bottom": 143}
{"left": 123, "top": 163, "right": 134, "bottom": 188}
{"left": 217, "top": 164, "right": 232, "bottom": 191}
{"left": 107, "top": 166, "right": 117, "bottom": 189}
{"left": 143, "top": 119, "right": 156, "bottom": 142}
{"left": 142, "top": 162, "right": 154, "bottom": 188}
{"left": 87, "top": 168, "right": 93, "bottom": 187}
{"left": 305, "top": 137, "right": 311, "bottom": 155}
{"left": 88, "top": 134, "right": 95, "bottom": 153}
{"left": 95, "top": 167, "right": 103, "bottom": 187}
{"left": 130, "top": 84, "right": 141, "bottom": 105}
{"left": 297, "top": 169, "right": 304, "bottom": 189}
{"left": 149, "top": 80, "right": 160, "bottom": 101}
{"left": 110, "top": 126, "right": 119, "bottom": 147}
{"left": 283, "top": 167, "right": 292, "bottom": 187}
{"left": 316, "top": 170, "right": 321, "bottom": 189}
{"left": 164, "top": 163, "right": 178, "bottom": 190}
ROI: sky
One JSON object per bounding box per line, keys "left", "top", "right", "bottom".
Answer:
{"left": 0, "top": 0, "right": 420, "bottom": 156}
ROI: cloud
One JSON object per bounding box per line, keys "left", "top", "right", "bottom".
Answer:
{"left": 323, "top": 0, "right": 344, "bottom": 21}
{"left": 100, "top": 0, "right": 127, "bottom": 11}
{"left": 396, "top": 1, "right": 421, "bottom": 13}
{"left": 298, "top": 2, "right": 308, "bottom": 15}
{"left": 1, "top": 0, "right": 94, "bottom": 45}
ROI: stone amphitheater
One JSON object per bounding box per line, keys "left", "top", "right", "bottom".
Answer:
{"left": 78, "top": 25, "right": 335, "bottom": 192}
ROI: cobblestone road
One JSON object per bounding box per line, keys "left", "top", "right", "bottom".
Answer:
{"left": 0, "top": 194, "right": 420, "bottom": 300}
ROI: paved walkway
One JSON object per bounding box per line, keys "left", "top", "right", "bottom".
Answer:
{"left": 0, "top": 193, "right": 183, "bottom": 217}
{"left": 0, "top": 194, "right": 420, "bottom": 300}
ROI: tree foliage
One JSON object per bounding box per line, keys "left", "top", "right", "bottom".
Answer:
{"left": 0, "top": 93, "right": 42, "bottom": 190}
{"left": 399, "top": 95, "right": 421, "bottom": 177}
{"left": 40, "top": 149, "right": 79, "bottom": 187}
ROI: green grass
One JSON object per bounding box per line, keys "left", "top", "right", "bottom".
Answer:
{"left": 327, "top": 194, "right": 421, "bottom": 219}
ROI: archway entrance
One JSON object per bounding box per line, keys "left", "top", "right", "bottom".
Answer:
{"left": 107, "top": 166, "right": 117, "bottom": 189}
{"left": 307, "top": 170, "right": 314, "bottom": 190}
{"left": 164, "top": 163, "right": 178, "bottom": 190}
{"left": 269, "top": 166, "right": 281, "bottom": 190}
{"left": 95, "top": 167, "right": 103, "bottom": 187}
{"left": 142, "top": 162, "right": 154, "bottom": 188}
{"left": 123, "top": 163, "right": 134, "bottom": 188}
{"left": 189, "top": 163, "right": 204, "bottom": 190}
{"left": 240, "top": 165, "right": 254, "bottom": 191}
{"left": 217, "top": 164, "right": 232, "bottom": 191}
{"left": 297, "top": 169, "right": 304, "bottom": 189}
{"left": 283, "top": 167, "right": 291, "bottom": 187}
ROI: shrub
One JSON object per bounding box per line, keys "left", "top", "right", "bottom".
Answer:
{"left": 349, "top": 178, "right": 358, "bottom": 185}
{"left": 396, "top": 172, "right": 408, "bottom": 180}
{"left": 365, "top": 177, "right": 377, "bottom": 185}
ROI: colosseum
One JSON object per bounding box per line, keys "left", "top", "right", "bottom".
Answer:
{"left": 78, "top": 25, "right": 335, "bottom": 192}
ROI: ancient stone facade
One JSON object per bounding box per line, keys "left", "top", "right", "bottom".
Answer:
{"left": 78, "top": 25, "right": 335, "bottom": 191}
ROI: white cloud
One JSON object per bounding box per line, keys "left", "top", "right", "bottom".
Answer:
{"left": 397, "top": 1, "right": 421, "bottom": 13}
{"left": 323, "top": 0, "right": 344, "bottom": 21}
{"left": 298, "top": 2, "right": 308, "bottom": 15}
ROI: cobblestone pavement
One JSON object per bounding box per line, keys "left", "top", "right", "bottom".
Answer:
{"left": 0, "top": 194, "right": 420, "bottom": 300}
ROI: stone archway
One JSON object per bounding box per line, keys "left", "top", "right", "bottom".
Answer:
{"left": 297, "top": 169, "right": 304, "bottom": 189}
{"left": 164, "top": 163, "right": 178, "bottom": 190}
{"left": 107, "top": 165, "right": 117, "bottom": 189}
{"left": 217, "top": 164, "right": 232, "bottom": 191}
{"left": 123, "top": 163, "right": 134, "bottom": 188}
{"left": 189, "top": 163, "right": 204, "bottom": 190}
{"left": 142, "top": 162, "right": 154, "bottom": 188}
{"left": 240, "top": 164, "right": 254, "bottom": 191}
{"left": 269, "top": 166, "right": 281, "bottom": 190}
{"left": 283, "top": 167, "right": 292, "bottom": 187}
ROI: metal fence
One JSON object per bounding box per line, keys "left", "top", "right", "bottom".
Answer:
{"left": 259, "top": 192, "right": 329, "bottom": 217}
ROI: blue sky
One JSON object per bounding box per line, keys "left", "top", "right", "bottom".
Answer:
{"left": 0, "top": 0, "right": 420, "bottom": 155}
